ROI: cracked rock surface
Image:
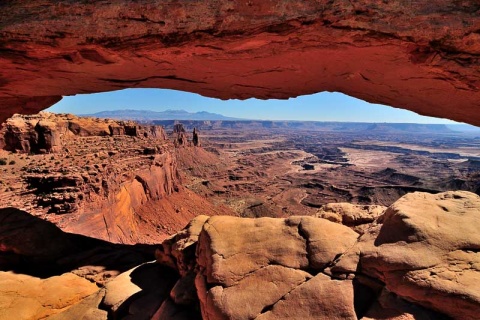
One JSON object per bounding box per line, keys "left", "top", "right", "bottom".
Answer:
{"left": 2, "top": 191, "right": 479, "bottom": 319}
{"left": 156, "top": 191, "right": 480, "bottom": 320}
{"left": 361, "top": 191, "right": 480, "bottom": 320}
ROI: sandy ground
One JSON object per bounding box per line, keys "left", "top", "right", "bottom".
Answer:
{"left": 340, "top": 147, "right": 399, "bottom": 169}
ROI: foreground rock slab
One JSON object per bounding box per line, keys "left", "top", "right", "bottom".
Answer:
{"left": 156, "top": 191, "right": 480, "bottom": 320}
{"left": 361, "top": 191, "right": 480, "bottom": 320}
{"left": 191, "top": 215, "right": 360, "bottom": 319}
{"left": 0, "top": 271, "right": 98, "bottom": 320}
{"left": 2, "top": 191, "right": 479, "bottom": 319}
{"left": 256, "top": 273, "right": 356, "bottom": 320}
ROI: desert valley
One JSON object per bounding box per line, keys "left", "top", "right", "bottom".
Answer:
{"left": 2, "top": 2, "right": 480, "bottom": 320}
{"left": 0, "top": 112, "right": 479, "bottom": 319}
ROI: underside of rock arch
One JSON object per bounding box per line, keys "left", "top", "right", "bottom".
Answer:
{"left": 1, "top": 1, "right": 480, "bottom": 125}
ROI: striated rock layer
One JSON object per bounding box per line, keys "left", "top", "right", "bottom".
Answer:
{"left": 1, "top": 2, "right": 480, "bottom": 125}
{"left": 0, "top": 112, "right": 229, "bottom": 244}
{"left": 0, "top": 112, "right": 167, "bottom": 154}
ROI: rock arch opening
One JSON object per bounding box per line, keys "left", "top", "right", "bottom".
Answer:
{"left": 45, "top": 88, "right": 465, "bottom": 125}
{"left": 1, "top": 2, "right": 480, "bottom": 320}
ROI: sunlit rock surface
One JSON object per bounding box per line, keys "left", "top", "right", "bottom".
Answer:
{"left": 1, "top": 1, "right": 480, "bottom": 125}
{"left": 1, "top": 191, "right": 479, "bottom": 319}
{"left": 155, "top": 191, "right": 480, "bottom": 320}
{"left": 0, "top": 112, "right": 232, "bottom": 244}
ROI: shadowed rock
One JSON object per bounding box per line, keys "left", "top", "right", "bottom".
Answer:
{"left": 3, "top": 191, "right": 477, "bottom": 319}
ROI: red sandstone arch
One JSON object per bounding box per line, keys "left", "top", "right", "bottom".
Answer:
{"left": 1, "top": 1, "right": 480, "bottom": 125}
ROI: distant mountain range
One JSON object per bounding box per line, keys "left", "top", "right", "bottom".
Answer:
{"left": 79, "top": 109, "right": 480, "bottom": 133}
{"left": 81, "top": 109, "right": 242, "bottom": 121}
{"left": 151, "top": 120, "right": 477, "bottom": 134}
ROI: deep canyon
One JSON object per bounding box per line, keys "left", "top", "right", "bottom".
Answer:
{"left": 1, "top": 113, "right": 480, "bottom": 319}
{"left": 1, "top": 1, "right": 480, "bottom": 320}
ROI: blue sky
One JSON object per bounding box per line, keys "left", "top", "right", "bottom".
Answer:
{"left": 47, "top": 88, "right": 458, "bottom": 124}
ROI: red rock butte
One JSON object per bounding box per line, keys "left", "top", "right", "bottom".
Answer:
{"left": 1, "top": 1, "right": 480, "bottom": 125}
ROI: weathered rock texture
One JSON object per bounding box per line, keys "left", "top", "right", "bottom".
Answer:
{"left": 361, "top": 191, "right": 480, "bottom": 320}
{"left": 153, "top": 191, "right": 480, "bottom": 320}
{"left": 0, "top": 206, "right": 165, "bottom": 320}
{"left": 316, "top": 203, "right": 386, "bottom": 234}
{"left": 0, "top": 271, "right": 99, "bottom": 320}
{"left": 1, "top": 2, "right": 480, "bottom": 125}
{"left": 0, "top": 112, "right": 167, "bottom": 154}
{"left": 0, "top": 112, "right": 232, "bottom": 244}
{"left": 2, "top": 191, "right": 479, "bottom": 319}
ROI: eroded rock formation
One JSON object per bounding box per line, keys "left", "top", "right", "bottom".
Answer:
{"left": 193, "top": 128, "right": 200, "bottom": 147}
{"left": 2, "top": 191, "right": 479, "bottom": 319}
{"left": 173, "top": 123, "right": 188, "bottom": 147}
{"left": 152, "top": 191, "right": 480, "bottom": 320}
{"left": 0, "top": 112, "right": 230, "bottom": 243}
{"left": 0, "top": 207, "right": 157, "bottom": 320}
{"left": 0, "top": 112, "right": 167, "bottom": 154}
{"left": 1, "top": 2, "right": 480, "bottom": 125}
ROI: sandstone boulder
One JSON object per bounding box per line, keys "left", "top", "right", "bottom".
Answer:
{"left": 316, "top": 203, "right": 386, "bottom": 233}
{"left": 255, "top": 273, "right": 357, "bottom": 320}
{"left": 361, "top": 191, "right": 480, "bottom": 320}
{"left": 0, "top": 271, "right": 98, "bottom": 320}
{"left": 197, "top": 265, "right": 312, "bottom": 320}
{"left": 197, "top": 216, "right": 308, "bottom": 286}
{"left": 195, "top": 216, "right": 360, "bottom": 319}
{"left": 156, "top": 215, "right": 210, "bottom": 275}
{"left": 154, "top": 191, "right": 480, "bottom": 320}
{"left": 45, "top": 289, "right": 108, "bottom": 320}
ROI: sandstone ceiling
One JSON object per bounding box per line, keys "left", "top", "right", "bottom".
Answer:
{"left": 1, "top": 1, "right": 480, "bottom": 125}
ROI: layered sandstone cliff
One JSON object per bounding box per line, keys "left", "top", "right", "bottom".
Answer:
{"left": 0, "top": 112, "right": 167, "bottom": 154}
{"left": 0, "top": 113, "right": 225, "bottom": 244}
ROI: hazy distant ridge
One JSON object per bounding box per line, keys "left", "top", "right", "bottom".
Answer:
{"left": 151, "top": 119, "right": 467, "bottom": 134}
{"left": 80, "top": 109, "right": 480, "bottom": 133}
{"left": 81, "top": 109, "right": 242, "bottom": 121}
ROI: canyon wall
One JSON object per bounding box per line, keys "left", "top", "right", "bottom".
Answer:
{"left": 1, "top": 1, "right": 480, "bottom": 125}
{"left": 0, "top": 112, "right": 166, "bottom": 154}
{"left": 0, "top": 113, "right": 190, "bottom": 243}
